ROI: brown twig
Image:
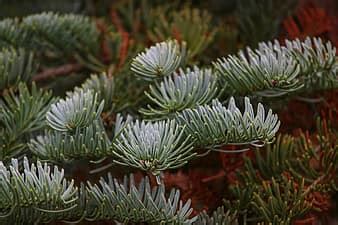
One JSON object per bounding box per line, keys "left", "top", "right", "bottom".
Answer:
{"left": 33, "top": 63, "right": 83, "bottom": 82}
{"left": 96, "top": 19, "right": 113, "bottom": 64}
{"left": 110, "top": 8, "right": 131, "bottom": 73}
{"left": 110, "top": 9, "right": 125, "bottom": 34}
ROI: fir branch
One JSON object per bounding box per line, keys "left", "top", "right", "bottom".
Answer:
{"left": 225, "top": 118, "right": 337, "bottom": 223}
{"left": 286, "top": 119, "right": 337, "bottom": 190}
{"left": 0, "top": 158, "right": 197, "bottom": 224}
{"left": 0, "top": 18, "right": 25, "bottom": 48}
{"left": 29, "top": 113, "right": 132, "bottom": 164}
{"left": 0, "top": 83, "right": 54, "bottom": 162}
{"left": 284, "top": 37, "right": 338, "bottom": 90}
{"left": 214, "top": 40, "right": 302, "bottom": 97}
{"left": 140, "top": 66, "right": 219, "bottom": 117}
{"left": 251, "top": 177, "right": 312, "bottom": 225}
{"left": 72, "top": 73, "right": 117, "bottom": 112}
{"left": 258, "top": 37, "right": 337, "bottom": 92}
{"left": 0, "top": 48, "right": 36, "bottom": 91}
{"left": 195, "top": 207, "right": 238, "bottom": 225}
{"left": 251, "top": 118, "right": 337, "bottom": 189}
{"left": 46, "top": 90, "right": 104, "bottom": 132}
{"left": 252, "top": 134, "right": 294, "bottom": 179}
{"left": 112, "top": 119, "right": 196, "bottom": 176}
{"left": 0, "top": 12, "right": 104, "bottom": 72}
{"left": 0, "top": 157, "right": 79, "bottom": 224}
{"left": 29, "top": 120, "right": 112, "bottom": 162}
{"left": 86, "top": 173, "right": 197, "bottom": 224}
{"left": 214, "top": 37, "right": 337, "bottom": 98}
{"left": 26, "top": 13, "right": 98, "bottom": 54}
{"left": 131, "top": 40, "right": 186, "bottom": 80}
{"left": 176, "top": 97, "right": 280, "bottom": 149}
{"left": 148, "top": 7, "right": 217, "bottom": 60}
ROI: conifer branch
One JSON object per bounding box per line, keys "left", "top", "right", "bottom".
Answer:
{"left": 214, "top": 37, "right": 337, "bottom": 97}
{"left": 0, "top": 158, "right": 197, "bottom": 224}
{"left": 46, "top": 90, "right": 104, "bottom": 132}
{"left": 0, "top": 12, "right": 104, "bottom": 72}
{"left": 140, "top": 66, "right": 219, "bottom": 117}
{"left": 113, "top": 119, "right": 196, "bottom": 176}
{"left": 131, "top": 40, "right": 186, "bottom": 80}
{"left": 195, "top": 207, "right": 238, "bottom": 225}
{"left": 86, "top": 173, "right": 197, "bottom": 224}
{"left": 176, "top": 97, "right": 280, "bottom": 148}
{"left": 29, "top": 120, "right": 112, "bottom": 162}
{"left": 0, "top": 48, "right": 36, "bottom": 91}
{"left": 71, "top": 73, "right": 117, "bottom": 112}
{"left": 0, "top": 83, "right": 54, "bottom": 162}
{"left": 0, "top": 157, "right": 79, "bottom": 224}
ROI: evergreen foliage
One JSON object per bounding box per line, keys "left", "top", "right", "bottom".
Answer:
{"left": 46, "top": 90, "right": 104, "bottom": 132}
{"left": 0, "top": 12, "right": 103, "bottom": 71}
{"left": 148, "top": 7, "right": 217, "bottom": 60}
{"left": 176, "top": 98, "right": 280, "bottom": 148}
{"left": 86, "top": 174, "right": 197, "bottom": 224}
{"left": 72, "top": 73, "right": 117, "bottom": 112}
{"left": 0, "top": 157, "right": 79, "bottom": 224}
{"left": 0, "top": 83, "right": 54, "bottom": 162}
{"left": 0, "top": 2, "right": 337, "bottom": 224}
{"left": 113, "top": 119, "right": 195, "bottom": 176}
{"left": 131, "top": 40, "right": 186, "bottom": 80}
{"left": 0, "top": 48, "right": 36, "bottom": 91}
{"left": 214, "top": 37, "right": 337, "bottom": 97}
{"left": 140, "top": 67, "right": 219, "bottom": 117}
{"left": 29, "top": 120, "right": 111, "bottom": 162}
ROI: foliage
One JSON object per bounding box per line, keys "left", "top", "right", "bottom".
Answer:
{"left": 140, "top": 66, "right": 219, "bottom": 117}
{"left": 0, "top": 48, "right": 36, "bottom": 91}
{"left": 236, "top": 0, "right": 297, "bottom": 47}
{"left": 0, "top": 2, "right": 337, "bottom": 224}
{"left": 0, "top": 157, "right": 196, "bottom": 224}
{"left": 148, "top": 6, "right": 217, "bottom": 60}
{"left": 176, "top": 97, "right": 280, "bottom": 148}
{"left": 29, "top": 120, "right": 112, "bottom": 162}
{"left": 284, "top": 37, "right": 338, "bottom": 90}
{"left": 224, "top": 119, "right": 337, "bottom": 224}
{"left": 46, "top": 90, "right": 104, "bottom": 132}
{"left": 131, "top": 40, "right": 186, "bottom": 80}
{"left": 87, "top": 173, "right": 197, "bottom": 224}
{"left": 113, "top": 119, "right": 195, "bottom": 176}
{"left": 215, "top": 37, "right": 337, "bottom": 98}
{"left": 0, "top": 12, "right": 103, "bottom": 71}
{"left": 195, "top": 207, "right": 238, "bottom": 225}
{"left": 214, "top": 42, "right": 301, "bottom": 97}
{"left": 0, "top": 157, "right": 79, "bottom": 224}
{"left": 0, "top": 83, "right": 54, "bottom": 163}
{"left": 72, "top": 73, "right": 117, "bottom": 112}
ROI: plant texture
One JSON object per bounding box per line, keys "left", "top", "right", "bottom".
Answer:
{"left": 0, "top": 2, "right": 337, "bottom": 224}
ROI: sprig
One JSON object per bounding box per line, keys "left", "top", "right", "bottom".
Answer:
{"left": 214, "top": 42, "right": 301, "bottom": 97}
{"left": 0, "top": 157, "right": 79, "bottom": 223}
{"left": 0, "top": 48, "right": 36, "bottom": 91}
{"left": 131, "top": 40, "right": 186, "bottom": 80}
{"left": 195, "top": 207, "right": 238, "bottom": 225}
{"left": 176, "top": 97, "right": 280, "bottom": 149}
{"left": 72, "top": 73, "right": 116, "bottom": 112}
{"left": 29, "top": 120, "right": 111, "bottom": 162}
{"left": 113, "top": 119, "right": 195, "bottom": 176}
{"left": 86, "top": 173, "right": 197, "bottom": 224}
{"left": 140, "top": 66, "right": 219, "bottom": 117}
{"left": 0, "top": 83, "right": 54, "bottom": 162}
{"left": 46, "top": 90, "right": 104, "bottom": 132}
